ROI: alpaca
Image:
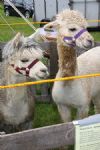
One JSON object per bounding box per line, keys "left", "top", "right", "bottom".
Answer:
{"left": 0, "top": 33, "right": 49, "bottom": 133}
{"left": 29, "top": 17, "right": 57, "bottom": 43}
{"left": 44, "top": 9, "right": 100, "bottom": 123}
{"left": 28, "top": 27, "right": 57, "bottom": 60}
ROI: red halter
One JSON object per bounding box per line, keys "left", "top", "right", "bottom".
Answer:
{"left": 11, "top": 59, "right": 39, "bottom": 76}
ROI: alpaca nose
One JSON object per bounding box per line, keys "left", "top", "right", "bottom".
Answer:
{"left": 87, "top": 40, "right": 93, "bottom": 47}
{"left": 40, "top": 68, "right": 47, "bottom": 73}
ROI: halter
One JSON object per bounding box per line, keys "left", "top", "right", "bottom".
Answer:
{"left": 11, "top": 59, "right": 39, "bottom": 76}
{"left": 63, "top": 29, "right": 87, "bottom": 47}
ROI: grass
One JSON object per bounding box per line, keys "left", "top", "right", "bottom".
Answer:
{"left": 0, "top": 3, "right": 100, "bottom": 149}
{"left": 91, "top": 32, "right": 100, "bottom": 41}
{"left": 33, "top": 102, "right": 61, "bottom": 128}
{"left": 0, "top": 2, "right": 39, "bottom": 41}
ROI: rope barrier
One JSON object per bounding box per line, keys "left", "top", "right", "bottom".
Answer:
{"left": 88, "top": 20, "right": 100, "bottom": 22}
{"left": 0, "top": 22, "right": 48, "bottom": 26}
{"left": 0, "top": 14, "right": 16, "bottom": 34}
{"left": 0, "top": 73, "right": 100, "bottom": 89}
{"left": 0, "top": 20, "right": 100, "bottom": 26}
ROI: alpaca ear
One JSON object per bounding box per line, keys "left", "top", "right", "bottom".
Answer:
{"left": 44, "top": 20, "right": 60, "bottom": 30}
{"left": 13, "top": 32, "right": 24, "bottom": 49}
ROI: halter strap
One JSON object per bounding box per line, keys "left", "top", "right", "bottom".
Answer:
{"left": 11, "top": 59, "right": 39, "bottom": 76}
{"left": 63, "top": 29, "right": 87, "bottom": 46}
{"left": 74, "top": 29, "right": 87, "bottom": 39}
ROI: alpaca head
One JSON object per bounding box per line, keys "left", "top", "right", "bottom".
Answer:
{"left": 3, "top": 33, "right": 49, "bottom": 80}
{"left": 44, "top": 9, "right": 94, "bottom": 49}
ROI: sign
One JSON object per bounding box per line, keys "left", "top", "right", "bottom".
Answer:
{"left": 73, "top": 114, "right": 100, "bottom": 150}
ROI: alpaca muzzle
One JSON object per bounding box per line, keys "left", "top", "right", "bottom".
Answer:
{"left": 63, "top": 29, "right": 87, "bottom": 47}
{"left": 11, "top": 59, "right": 39, "bottom": 76}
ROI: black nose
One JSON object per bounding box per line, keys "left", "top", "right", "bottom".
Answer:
{"left": 40, "top": 69, "right": 47, "bottom": 73}
{"left": 87, "top": 40, "right": 93, "bottom": 47}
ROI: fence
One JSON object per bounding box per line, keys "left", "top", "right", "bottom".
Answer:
{"left": 0, "top": 122, "right": 74, "bottom": 150}
{"left": 70, "top": 0, "right": 100, "bottom": 27}
{"left": 0, "top": 41, "right": 100, "bottom": 103}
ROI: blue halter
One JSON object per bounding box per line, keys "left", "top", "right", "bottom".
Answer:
{"left": 63, "top": 29, "right": 87, "bottom": 47}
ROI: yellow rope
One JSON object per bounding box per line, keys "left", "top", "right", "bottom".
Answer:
{"left": 0, "top": 73, "right": 100, "bottom": 89}
{"left": 0, "top": 20, "right": 100, "bottom": 26}
{"left": 0, "top": 22, "right": 48, "bottom": 26}
{"left": 88, "top": 20, "right": 100, "bottom": 22}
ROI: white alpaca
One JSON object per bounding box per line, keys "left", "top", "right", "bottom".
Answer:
{"left": 0, "top": 33, "right": 49, "bottom": 133}
{"left": 44, "top": 9, "right": 100, "bottom": 122}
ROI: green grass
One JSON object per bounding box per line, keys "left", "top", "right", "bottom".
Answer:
{"left": 33, "top": 102, "right": 61, "bottom": 128}
{"left": 91, "top": 32, "right": 100, "bottom": 41}
{"left": 0, "top": 3, "right": 39, "bottom": 41}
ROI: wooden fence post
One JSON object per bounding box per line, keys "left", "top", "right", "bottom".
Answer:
{"left": 40, "top": 41, "right": 58, "bottom": 102}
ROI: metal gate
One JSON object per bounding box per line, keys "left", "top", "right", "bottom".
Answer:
{"left": 69, "top": 0, "right": 100, "bottom": 27}
{"left": 33, "top": 0, "right": 69, "bottom": 21}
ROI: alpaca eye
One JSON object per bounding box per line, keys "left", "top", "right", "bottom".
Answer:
{"left": 21, "top": 59, "right": 29, "bottom": 63}
{"left": 69, "top": 28, "right": 77, "bottom": 32}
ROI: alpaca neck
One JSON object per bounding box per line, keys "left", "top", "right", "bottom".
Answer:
{"left": 1, "top": 62, "right": 34, "bottom": 125}
{"left": 57, "top": 43, "right": 77, "bottom": 77}
{"left": 3, "top": 62, "right": 28, "bottom": 101}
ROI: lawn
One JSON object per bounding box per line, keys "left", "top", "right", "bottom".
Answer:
{"left": 91, "top": 32, "right": 100, "bottom": 41}
{"left": 0, "top": 2, "right": 100, "bottom": 150}
{"left": 0, "top": 2, "right": 39, "bottom": 41}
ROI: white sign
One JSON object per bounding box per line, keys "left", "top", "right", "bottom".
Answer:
{"left": 74, "top": 114, "right": 100, "bottom": 150}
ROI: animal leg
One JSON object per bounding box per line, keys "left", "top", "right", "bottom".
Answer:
{"left": 20, "top": 120, "right": 33, "bottom": 131}
{"left": 93, "top": 95, "right": 100, "bottom": 114}
{"left": 57, "top": 104, "right": 71, "bottom": 122}
{"left": 94, "top": 105, "right": 100, "bottom": 114}
{"left": 77, "top": 105, "right": 89, "bottom": 119}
